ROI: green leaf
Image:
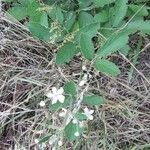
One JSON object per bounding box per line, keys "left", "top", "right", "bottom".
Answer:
{"left": 64, "top": 80, "right": 77, "bottom": 96}
{"left": 111, "top": 0, "right": 128, "bottom": 27}
{"left": 97, "top": 31, "right": 129, "bottom": 57}
{"left": 65, "top": 122, "right": 83, "bottom": 141}
{"left": 75, "top": 112, "right": 87, "bottom": 120}
{"left": 119, "top": 45, "right": 130, "bottom": 56}
{"left": 28, "top": 22, "right": 50, "bottom": 41}
{"left": 56, "top": 42, "right": 77, "bottom": 65}
{"left": 94, "top": 59, "right": 121, "bottom": 76}
{"left": 94, "top": 0, "right": 115, "bottom": 7}
{"left": 125, "top": 20, "right": 150, "bottom": 34}
{"left": 7, "top": 6, "right": 27, "bottom": 20}
{"left": 79, "top": 11, "right": 94, "bottom": 28}
{"left": 94, "top": 10, "right": 109, "bottom": 23}
{"left": 129, "top": 4, "right": 149, "bottom": 17}
{"left": 80, "top": 33, "right": 94, "bottom": 60}
{"left": 64, "top": 12, "right": 76, "bottom": 31}
{"left": 75, "top": 23, "right": 100, "bottom": 44}
{"left": 56, "top": 7, "right": 64, "bottom": 24}
{"left": 83, "top": 95, "right": 104, "bottom": 106}
{"left": 78, "top": 0, "right": 93, "bottom": 9}
{"left": 40, "top": 12, "right": 49, "bottom": 28}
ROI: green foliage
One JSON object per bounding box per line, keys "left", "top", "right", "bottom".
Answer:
{"left": 94, "top": 59, "right": 121, "bottom": 76}
{"left": 64, "top": 122, "right": 83, "bottom": 141}
{"left": 64, "top": 80, "right": 77, "bottom": 96}
{"left": 5, "top": 0, "right": 150, "bottom": 145}
{"left": 111, "top": 0, "right": 128, "bottom": 27}
{"left": 56, "top": 42, "right": 77, "bottom": 65}
{"left": 80, "top": 33, "right": 94, "bottom": 60}
{"left": 83, "top": 95, "right": 104, "bottom": 106}
{"left": 27, "top": 22, "right": 50, "bottom": 41}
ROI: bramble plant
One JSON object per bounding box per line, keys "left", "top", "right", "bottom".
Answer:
{"left": 2, "top": 0, "right": 150, "bottom": 148}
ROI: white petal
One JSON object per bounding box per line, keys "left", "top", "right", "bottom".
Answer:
{"left": 89, "top": 74, "right": 92, "bottom": 78}
{"left": 58, "top": 140, "right": 63, "bottom": 146}
{"left": 51, "top": 96, "right": 58, "bottom": 104}
{"left": 89, "top": 109, "right": 94, "bottom": 114}
{"left": 59, "top": 109, "right": 67, "bottom": 117}
{"left": 82, "top": 65, "right": 86, "bottom": 70}
{"left": 89, "top": 115, "right": 94, "bottom": 120}
{"left": 58, "top": 95, "right": 65, "bottom": 103}
{"left": 52, "top": 87, "right": 57, "bottom": 94}
{"left": 83, "top": 107, "right": 89, "bottom": 113}
{"left": 57, "top": 87, "right": 64, "bottom": 94}
{"left": 79, "top": 80, "right": 85, "bottom": 86}
{"left": 72, "top": 118, "right": 78, "bottom": 124}
{"left": 34, "top": 139, "right": 39, "bottom": 144}
{"left": 74, "top": 132, "right": 80, "bottom": 137}
{"left": 46, "top": 92, "right": 53, "bottom": 98}
{"left": 39, "top": 101, "right": 45, "bottom": 107}
{"left": 79, "top": 121, "right": 84, "bottom": 128}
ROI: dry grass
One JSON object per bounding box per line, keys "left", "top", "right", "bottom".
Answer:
{"left": 0, "top": 12, "right": 150, "bottom": 150}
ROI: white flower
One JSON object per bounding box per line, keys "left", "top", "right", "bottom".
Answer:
{"left": 34, "top": 139, "right": 39, "bottom": 144}
{"left": 83, "top": 107, "right": 94, "bottom": 120}
{"left": 82, "top": 65, "right": 86, "bottom": 71}
{"left": 79, "top": 80, "right": 86, "bottom": 86}
{"left": 59, "top": 108, "right": 67, "bottom": 117}
{"left": 72, "top": 118, "right": 78, "bottom": 124}
{"left": 79, "top": 121, "right": 84, "bottom": 128}
{"left": 46, "top": 87, "right": 65, "bottom": 104}
{"left": 89, "top": 74, "right": 92, "bottom": 78}
{"left": 74, "top": 131, "right": 80, "bottom": 137}
{"left": 58, "top": 140, "right": 63, "bottom": 146}
{"left": 39, "top": 101, "right": 45, "bottom": 107}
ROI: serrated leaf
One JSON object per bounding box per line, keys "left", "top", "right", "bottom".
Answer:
{"left": 75, "top": 112, "right": 87, "bottom": 120}
{"left": 79, "top": 11, "right": 94, "bottom": 28}
{"left": 28, "top": 22, "right": 50, "bottom": 41}
{"left": 64, "top": 11, "right": 76, "bottom": 31}
{"left": 65, "top": 122, "right": 83, "bottom": 141}
{"left": 75, "top": 23, "right": 100, "bottom": 44}
{"left": 94, "top": 0, "right": 115, "bottom": 7}
{"left": 94, "top": 10, "right": 109, "bottom": 23}
{"left": 64, "top": 80, "right": 77, "bottom": 96}
{"left": 40, "top": 12, "right": 49, "bottom": 28}
{"left": 56, "top": 7, "right": 64, "bottom": 24}
{"left": 94, "top": 59, "right": 121, "bottom": 76}
{"left": 56, "top": 42, "right": 77, "bottom": 65}
{"left": 80, "top": 33, "right": 94, "bottom": 60}
{"left": 78, "top": 0, "right": 93, "bottom": 9}
{"left": 7, "top": 6, "right": 27, "bottom": 20}
{"left": 83, "top": 95, "right": 104, "bottom": 106}
{"left": 111, "top": 0, "right": 128, "bottom": 27}
{"left": 125, "top": 20, "right": 150, "bottom": 34}
{"left": 129, "top": 4, "right": 148, "bottom": 17}
{"left": 97, "top": 31, "right": 129, "bottom": 57}
{"left": 119, "top": 45, "right": 130, "bottom": 56}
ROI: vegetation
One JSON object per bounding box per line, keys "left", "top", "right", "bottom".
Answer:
{"left": 0, "top": 0, "right": 150, "bottom": 149}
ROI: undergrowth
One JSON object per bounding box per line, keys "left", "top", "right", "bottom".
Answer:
{"left": 0, "top": 0, "right": 150, "bottom": 150}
